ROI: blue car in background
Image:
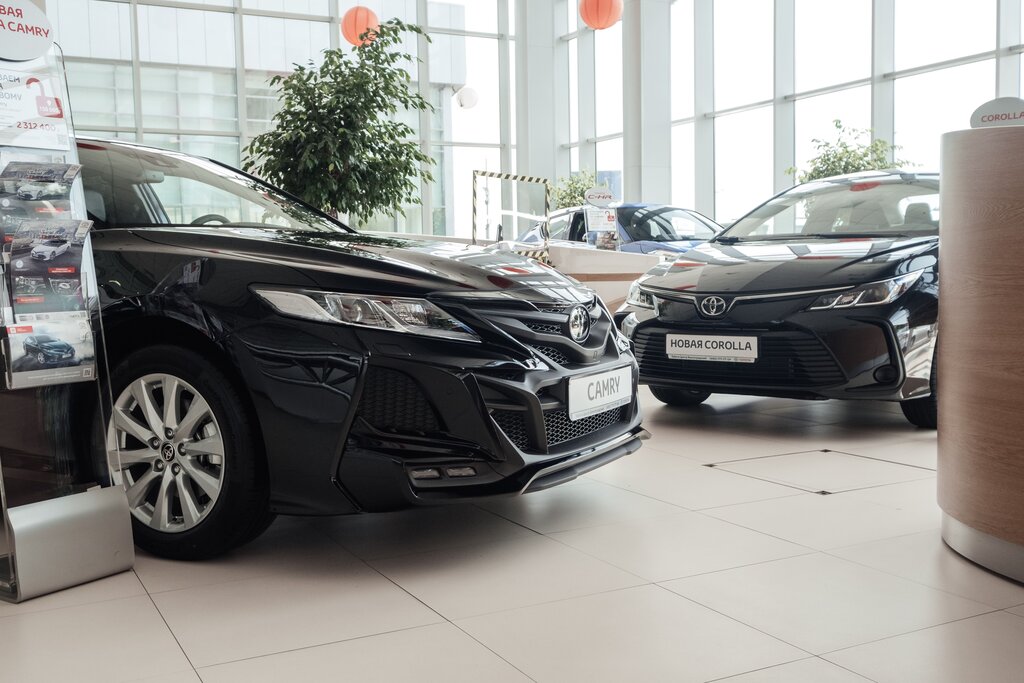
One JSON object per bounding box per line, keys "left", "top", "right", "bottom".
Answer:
{"left": 518, "top": 203, "right": 723, "bottom": 255}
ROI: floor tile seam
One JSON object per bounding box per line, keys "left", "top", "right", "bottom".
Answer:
{"left": 639, "top": 441, "right": 814, "bottom": 461}
{"left": 660, "top": 578, "right": 1002, "bottom": 657}
{"left": 699, "top": 462, "right": 914, "bottom": 495}
{"left": 352, "top": 523, "right": 662, "bottom": 575}
{"left": 541, "top": 517, "right": 697, "bottom": 582}
{"left": 190, "top": 622, "right": 460, "bottom": 675}
{"left": 702, "top": 655, "right": 881, "bottom": 683}
{"left": 649, "top": 582, "right": 817, "bottom": 658}
{"left": 142, "top": 580, "right": 201, "bottom": 675}
{"left": 138, "top": 555, "right": 374, "bottom": 597}
{"left": 447, "top": 621, "right": 540, "bottom": 682}
{"left": 643, "top": 549, "right": 820, "bottom": 585}
{"left": 825, "top": 448, "right": 939, "bottom": 473}
{"left": 820, "top": 546, "right": 1024, "bottom": 610}
{"left": 815, "top": 607, "right": 1010, "bottom": 660}
{"left": 703, "top": 465, "right": 936, "bottom": 495}
{"left": 0, "top": 587, "right": 148, "bottom": 623}
{"left": 450, "top": 581, "right": 655, "bottom": 623}
{"left": 690, "top": 507, "right": 822, "bottom": 551}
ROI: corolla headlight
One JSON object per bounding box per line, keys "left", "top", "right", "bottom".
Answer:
{"left": 626, "top": 280, "right": 655, "bottom": 309}
{"left": 808, "top": 271, "right": 924, "bottom": 310}
{"left": 252, "top": 287, "right": 480, "bottom": 342}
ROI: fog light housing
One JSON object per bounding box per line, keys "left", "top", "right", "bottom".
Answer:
{"left": 873, "top": 365, "right": 899, "bottom": 384}
{"left": 444, "top": 466, "right": 477, "bottom": 478}
{"left": 409, "top": 468, "right": 442, "bottom": 481}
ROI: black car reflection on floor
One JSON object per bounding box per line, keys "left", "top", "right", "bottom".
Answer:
{"left": 617, "top": 170, "right": 939, "bottom": 428}
{"left": 63, "top": 138, "right": 645, "bottom": 560}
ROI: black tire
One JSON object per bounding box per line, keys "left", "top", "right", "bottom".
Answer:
{"left": 900, "top": 356, "right": 937, "bottom": 429}
{"left": 102, "top": 345, "right": 273, "bottom": 560}
{"left": 650, "top": 385, "right": 712, "bottom": 407}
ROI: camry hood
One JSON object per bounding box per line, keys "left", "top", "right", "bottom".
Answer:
{"left": 126, "top": 227, "right": 595, "bottom": 306}
{"left": 641, "top": 236, "right": 939, "bottom": 294}
{"left": 39, "top": 340, "right": 72, "bottom": 352}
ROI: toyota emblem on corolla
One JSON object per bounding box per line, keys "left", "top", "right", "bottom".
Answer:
{"left": 567, "top": 305, "right": 591, "bottom": 342}
{"left": 699, "top": 296, "right": 728, "bottom": 317}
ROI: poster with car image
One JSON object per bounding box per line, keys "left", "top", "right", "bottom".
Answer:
{"left": 0, "top": 161, "right": 80, "bottom": 201}
{"left": 2, "top": 217, "right": 95, "bottom": 388}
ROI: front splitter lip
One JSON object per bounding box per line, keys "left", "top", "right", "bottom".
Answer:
{"left": 519, "top": 426, "right": 650, "bottom": 494}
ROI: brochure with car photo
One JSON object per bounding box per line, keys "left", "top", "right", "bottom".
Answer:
{"left": 1, "top": 217, "right": 95, "bottom": 388}
{"left": 0, "top": 161, "right": 80, "bottom": 203}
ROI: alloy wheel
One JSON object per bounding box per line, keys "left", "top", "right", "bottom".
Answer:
{"left": 107, "top": 373, "right": 226, "bottom": 533}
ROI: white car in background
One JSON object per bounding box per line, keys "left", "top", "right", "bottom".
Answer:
{"left": 30, "top": 239, "right": 70, "bottom": 261}
{"left": 17, "top": 181, "right": 68, "bottom": 200}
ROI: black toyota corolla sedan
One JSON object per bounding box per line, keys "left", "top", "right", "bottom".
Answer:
{"left": 69, "top": 139, "right": 644, "bottom": 559}
{"left": 617, "top": 170, "right": 939, "bottom": 428}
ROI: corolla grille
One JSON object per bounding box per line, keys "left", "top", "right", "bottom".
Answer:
{"left": 633, "top": 328, "right": 845, "bottom": 386}
{"left": 357, "top": 367, "right": 442, "bottom": 434}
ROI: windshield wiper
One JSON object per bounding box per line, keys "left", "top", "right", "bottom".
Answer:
{"left": 713, "top": 235, "right": 741, "bottom": 244}
{"left": 800, "top": 232, "right": 910, "bottom": 239}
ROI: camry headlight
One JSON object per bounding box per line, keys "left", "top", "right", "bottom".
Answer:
{"left": 252, "top": 287, "right": 480, "bottom": 342}
{"left": 808, "top": 271, "right": 923, "bottom": 310}
{"left": 626, "top": 280, "right": 654, "bottom": 309}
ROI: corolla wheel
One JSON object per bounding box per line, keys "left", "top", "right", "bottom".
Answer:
{"left": 102, "top": 346, "right": 273, "bottom": 559}
{"left": 107, "top": 373, "right": 226, "bottom": 533}
{"left": 36, "top": 352, "right": 45, "bottom": 364}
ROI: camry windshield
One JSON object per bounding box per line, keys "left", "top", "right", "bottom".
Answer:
{"left": 78, "top": 141, "right": 351, "bottom": 233}
{"left": 719, "top": 176, "right": 940, "bottom": 242}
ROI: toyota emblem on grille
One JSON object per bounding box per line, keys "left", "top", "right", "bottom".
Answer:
{"left": 566, "top": 305, "right": 591, "bottom": 342}
{"left": 699, "top": 296, "right": 728, "bottom": 317}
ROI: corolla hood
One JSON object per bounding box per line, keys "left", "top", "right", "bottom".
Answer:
{"left": 39, "top": 340, "right": 72, "bottom": 352}
{"left": 641, "top": 236, "right": 939, "bottom": 294}
{"left": 130, "top": 227, "right": 596, "bottom": 305}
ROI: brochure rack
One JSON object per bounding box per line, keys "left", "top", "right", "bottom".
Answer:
{"left": 0, "top": 44, "right": 132, "bottom": 602}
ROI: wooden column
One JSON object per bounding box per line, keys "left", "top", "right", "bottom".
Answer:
{"left": 938, "top": 127, "right": 1024, "bottom": 583}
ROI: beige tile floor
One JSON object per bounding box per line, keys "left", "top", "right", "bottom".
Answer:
{"left": 5, "top": 387, "right": 1024, "bottom": 682}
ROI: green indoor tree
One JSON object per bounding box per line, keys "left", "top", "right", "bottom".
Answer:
{"left": 243, "top": 19, "right": 434, "bottom": 225}
{"left": 789, "top": 119, "right": 910, "bottom": 184}
{"left": 552, "top": 169, "right": 599, "bottom": 209}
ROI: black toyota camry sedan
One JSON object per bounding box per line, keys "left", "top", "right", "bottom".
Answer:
{"left": 617, "top": 170, "right": 939, "bottom": 428}
{"left": 70, "top": 139, "right": 644, "bottom": 559}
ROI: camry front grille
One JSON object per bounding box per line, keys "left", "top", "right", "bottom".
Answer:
{"left": 525, "top": 322, "right": 562, "bottom": 334}
{"left": 491, "top": 405, "right": 627, "bottom": 452}
{"left": 530, "top": 345, "right": 570, "bottom": 366}
{"left": 544, "top": 407, "right": 625, "bottom": 447}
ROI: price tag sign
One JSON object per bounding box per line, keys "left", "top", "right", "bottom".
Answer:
{"left": 0, "top": 68, "right": 69, "bottom": 150}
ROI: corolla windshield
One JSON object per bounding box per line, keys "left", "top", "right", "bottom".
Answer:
{"left": 80, "top": 142, "right": 351, "bottom": 234}
{"left": 34, "top": 335, "right": 54, "bottom": 342}
{"left": 619, "top": 206, "right": 715, "bottom": 242}
{"left": 717, "top": 175, "right": 940, "bottom": 243}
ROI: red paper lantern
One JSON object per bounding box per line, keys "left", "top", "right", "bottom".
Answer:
{"left": 579, "top": 0, "right": 622, "bottom": 30}
{"left": 342, "top": 6, "right": 379, "bottom": 46}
